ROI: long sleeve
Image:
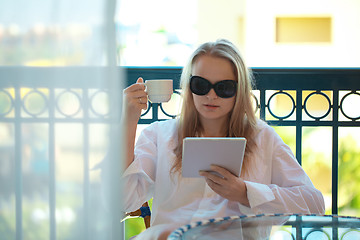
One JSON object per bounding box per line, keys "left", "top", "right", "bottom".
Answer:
{"left": 244, "top": 123, "right": 325, "bottom": 214}
{"left": 121, "top": 122, "right": 159, "bottom": 212}
{"left": 118, "top": 119, "right": 325, "bottom": 228}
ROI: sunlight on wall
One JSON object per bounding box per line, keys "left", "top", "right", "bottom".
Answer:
{"left": 276, "top": 17, "right": 332, "bottom": 43}
{"left": 243, "top": 0, "right": 360, "bottom": 67}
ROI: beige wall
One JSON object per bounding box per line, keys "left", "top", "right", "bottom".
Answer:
{"left": 197, "top": 0, "right": 246, "bottom": 52}
{"left": 197, "top": 0, "right": 360, "bottom": 67}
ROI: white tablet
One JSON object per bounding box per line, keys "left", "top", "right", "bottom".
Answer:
{"left": 182, "top": 137, "right": 247, "bottom": 178}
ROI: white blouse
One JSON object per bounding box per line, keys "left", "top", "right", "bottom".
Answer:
{"left": 122, "top": 119, "right": 325, "bottom": 227}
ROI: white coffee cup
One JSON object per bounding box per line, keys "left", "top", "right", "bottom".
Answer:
{"left": 145, "top": 79, "right": 173, "bottom": 103}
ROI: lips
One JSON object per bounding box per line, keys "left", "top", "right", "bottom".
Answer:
{"left": 204, "top": 104, "right": 219, "bottom": 109}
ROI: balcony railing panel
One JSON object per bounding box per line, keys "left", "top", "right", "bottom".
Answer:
{"left": 0, "top": 67, "right": 122, "bottom": 240}
{"left": 0, "top": 67, "right": 359, "bottom": 239}
{"left": 125, "top": 67, "right": 360, "bottom": 216}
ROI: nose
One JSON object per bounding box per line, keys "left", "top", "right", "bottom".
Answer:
{"left": 206, "top": 88, "right": 218, "bottom": 99}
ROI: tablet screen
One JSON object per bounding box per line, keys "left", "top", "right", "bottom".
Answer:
{"left": 182, "top": 137, "right": 246, "bottom": 178}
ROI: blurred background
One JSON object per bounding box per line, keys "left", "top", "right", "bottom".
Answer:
{"left": 0, "top": 0, "right": 359, "bottom": 239}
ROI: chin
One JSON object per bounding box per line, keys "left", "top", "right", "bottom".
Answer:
{"left": 200, "top": 112, "right": 227, "bottom": 120}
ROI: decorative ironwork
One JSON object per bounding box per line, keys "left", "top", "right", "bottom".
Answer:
{"left": 340, "top": 91, "right": 360, "bottom": 121}
{"left": 303, "top": 91, "right": 332, "bottom": 120}
{"left": 159, "top": 90, "right": 181, "bottom": 118}
{"left": 140, "top": 101, "right": 152, "bottom": 117}
{"left": 267, "top": 90, "right": 296, "bottom": 120}
{"left": 0, "top": 89, "right": 14, "bottom": 116}
{"left": 55, "top": 89, "right": 82, "bottom": 118}
{"left": 252, "top": 92, "right": 260, "bottom": 113}
{"left": 127, "top": 67, "right": 360, "bottom": 217}
{"left": 89, "top": 89, "right": 110, "bottom": 118}
{"left": 22, "top": 89, "right": 48, "bottom": 117}
{"left": 304, "top": 228, "right": 331, "bottom": 240}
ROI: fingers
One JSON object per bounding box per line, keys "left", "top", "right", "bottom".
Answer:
{"left": 133, "top": 77, "right": 148, "bottom": 109}
{"left": 128, "top": 89, "right": 146, "bottom": 98}
{"left": 210, "top": 165, "right": 235, "bottom": 179}
{"left": 198, "top": 165, "right": 234, "bottom": 182}
{"left": 124, "top": 77, "right": 148, "bottom": 100}
{"left": 122, "top": 77, "right": 149, "bottom": 121}
{"left": 199, "top": 166, "right": 235, "bottom": 193}
{"left": 137, "top": 77, "right": 144, "bottom": 84}
{"left": 199, "top": 170, "right": 226, "bottom": 184}
{"left": 199, "top": 165, "right": 248, "bottom": 204}
{"left": 204, "top": 178, "right": 221, "bottom": 192}
{"left": 125, "top": 78, "right": 146, "bottom": 95}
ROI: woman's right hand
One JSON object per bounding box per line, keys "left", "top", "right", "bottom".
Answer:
{"left": 123, "top": 77, "right": 148, "bottom": 123}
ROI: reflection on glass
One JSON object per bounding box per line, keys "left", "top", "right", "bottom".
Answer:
{"left": 171, "top": 214, "right": 360, "bottom": 240}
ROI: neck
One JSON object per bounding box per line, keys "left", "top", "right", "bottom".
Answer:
{"left": 199, "top": 117, "right": 229, "bottom": 137}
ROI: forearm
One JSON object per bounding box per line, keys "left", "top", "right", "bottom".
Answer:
{"left": 245, "top": 181, "right": 325, "bottom": 214}
{"left": 121, "top": 77, "right": 147, "bottom": 170}
{"left": 123, "top": 119, "right": 138, "bottom": 169}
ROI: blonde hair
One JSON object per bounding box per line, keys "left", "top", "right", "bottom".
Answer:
{"left": 172, "top": 39, "right": 258, "bottom": 177}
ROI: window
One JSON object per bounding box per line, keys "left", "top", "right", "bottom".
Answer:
{"left": 276, "top": 17, "right": 332, "bottom": 43}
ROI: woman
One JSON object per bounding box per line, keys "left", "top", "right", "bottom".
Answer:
{"left": 121, "top": 39, "right": 325, "bottom": 239}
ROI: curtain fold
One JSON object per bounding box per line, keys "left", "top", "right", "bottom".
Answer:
{"left": 0, "top": 0, "right": 123, "bottom": 239}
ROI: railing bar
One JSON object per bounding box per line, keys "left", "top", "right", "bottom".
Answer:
{"left": 0, "top": 67, "right": 121, "bottom": 88}
{"left": 295, "top": 215, "right": 302, "bottom": 240}
{"left": 2, "top": 67, "right": 360, "bottom": 89}
{"left": 263, "top": 121, "right": 360, "bottom": 127}
{"left": 259, "top": 89, "right": 266, "bottom": 121}
{"left": 138, "top": 118, "right": 169, "bottom": 125}
{"left": 332, "top": 216, "right": 339, "bottom": 240}
{"left": 105, "top": 0, "right": 124, "bottom": 234}
{"left": 49, "top": 88, "right": 56, "bottom": 240}
{"left": 14, "top": 87, "right": 23, "bottom": 240}
{"left": 137, "top": 120, "right": 360, "bottom": 126}
{"left": 332, "top": 90, "right": 339, "bottom": 215}
{"left": 81, "top": 88, "right": 90, "bottom": 239}
{"left": 152, "top": 103, "right": 159, "bottom": 121}
{"left": 0, "top": 118, "right": 110, "bottom": 124}
{"left": 296, "top": 90, "right": 303, "bottom": 165}
{"left": 3, "top": 118, "right": 359, "bottom": 126}
{"left": 285, "top": 218, "right": 360, "bottom": 228}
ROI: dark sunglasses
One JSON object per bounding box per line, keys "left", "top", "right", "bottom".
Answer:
{"left": 190, "top": 76, "right": 237, "bottom": 98}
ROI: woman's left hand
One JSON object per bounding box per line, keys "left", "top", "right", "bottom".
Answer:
{"left": 199, "top": 165, "right": 250, "bottom": 207}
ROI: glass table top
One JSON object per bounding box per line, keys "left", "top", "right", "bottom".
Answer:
{"left": 168, "top": 213, "right": 360, "bottom": 240}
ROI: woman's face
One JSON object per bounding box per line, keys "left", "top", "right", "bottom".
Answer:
{"left": 191, "top": 55, "right": 236, "bottom": 123}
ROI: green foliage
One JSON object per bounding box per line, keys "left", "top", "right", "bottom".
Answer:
{"left": 338, "top": 135, "right": 360, "bottom": 216}
{"left": 125, "top": 218, "right": 146, "bottom": 240}
{"left": 125, "top": 199, "right": 152, "bottom": 239}
{"left": 276, "top": 126, "right": 360, "bottom": 216}
{"left": 0, "top": 213, "right": 15, "bottom": 239}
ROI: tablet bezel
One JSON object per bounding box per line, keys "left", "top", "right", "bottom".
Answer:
{"left": 181, "top": 137, "right": 247, "bottom": 178}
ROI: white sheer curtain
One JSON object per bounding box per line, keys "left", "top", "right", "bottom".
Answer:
{"left": 0, "top": 0, "right": 123, "bottom": 239}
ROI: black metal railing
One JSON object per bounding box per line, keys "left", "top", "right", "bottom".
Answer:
{"left": 126, "top": 67, "right": 360, "bottom": 239}
{"left": 125, "top": 67, "right": 360, "bottom": 216}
